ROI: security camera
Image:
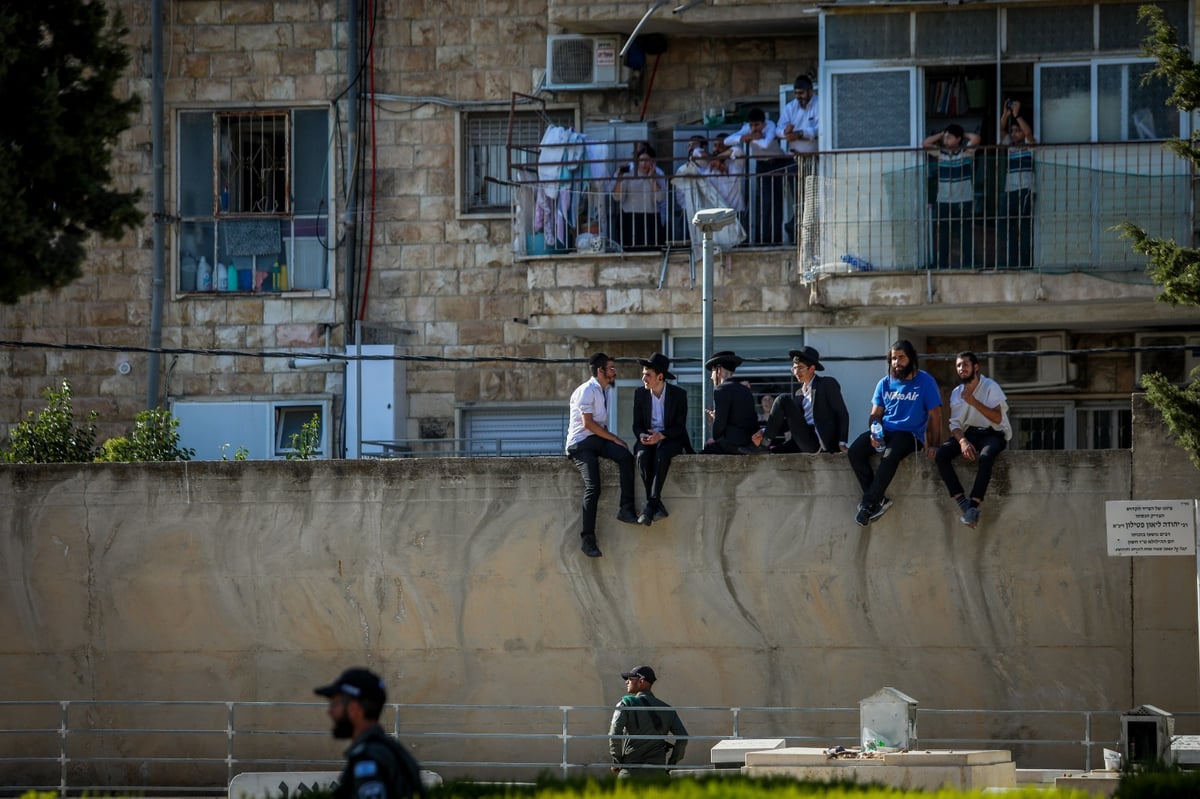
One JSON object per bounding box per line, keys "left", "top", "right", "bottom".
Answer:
{"left": 692, "top": 207, "right": 737, "bottom": 230}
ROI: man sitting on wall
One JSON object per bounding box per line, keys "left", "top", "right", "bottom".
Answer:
{"left": 752, "top": 345, "right": 849, "bottom": 454}
{"left": 632, "top": 352, "right": 694, "bottom": 525}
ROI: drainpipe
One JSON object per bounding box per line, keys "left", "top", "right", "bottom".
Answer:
{"left": 146, "top": 0, "right": 165, "bottom": 408}
{"left": 338, "top": 0, "right": 361, "bottom": 457}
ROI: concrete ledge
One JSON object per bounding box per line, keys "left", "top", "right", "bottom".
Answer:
{"left": 710, "top": 738, "right": 787, "bottom": 765}
{"left": 229, "top": 769, "right": 442, "bottom": 798}
{"left": 743, "top": 749, "right": 1016, "bottom": 791}
{"left": 1054, "top": 770, "right": 1120, "bottom": 797}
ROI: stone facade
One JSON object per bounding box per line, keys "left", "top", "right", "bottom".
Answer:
{"left": 0, "top": 1, "right": 1196, "bottom": 455}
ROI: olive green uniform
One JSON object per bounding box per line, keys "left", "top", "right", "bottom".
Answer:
{"left": 608, "top": 690, "right": 688, "bottom": 778}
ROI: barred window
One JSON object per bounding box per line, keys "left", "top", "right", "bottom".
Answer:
{"left": 460, "top": 108, "right": 575, "bottom": 215}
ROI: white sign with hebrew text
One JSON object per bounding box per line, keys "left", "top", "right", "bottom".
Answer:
{"left": 1106, "top": 500, "right": 1196, "bottom": 556}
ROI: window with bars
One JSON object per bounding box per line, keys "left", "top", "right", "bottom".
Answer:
{"left": 176, "top": 108, "right": 332, "bottom": 294}
{"left": 460, "top": 109, "right": 575, "bottom": 215}
{"left": 1008, "top": 400, "right": 1131, "bottom": 450}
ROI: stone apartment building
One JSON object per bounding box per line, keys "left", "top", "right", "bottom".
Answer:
{"left": 1, "top": 0, "right": 1198, "bottom": 459}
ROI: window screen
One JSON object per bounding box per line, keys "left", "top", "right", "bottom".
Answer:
{"left": 1099, "top": 2, "right": 1187, "bottom": 51}
{"left": 916, "top": 10, "right": 996, "bottom": 60}
{"left": 825, "top": 13, "right": 911, "bottom": 61}
{"left": 831, "top": 70, "right": 913, "bottom": 149}
{"left": 1007, "top": 6, "right": 1093, "bottom": 55}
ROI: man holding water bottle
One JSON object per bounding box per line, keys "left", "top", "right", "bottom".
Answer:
{"left": 846, "top": 340, "right": 943, "bottom": 527}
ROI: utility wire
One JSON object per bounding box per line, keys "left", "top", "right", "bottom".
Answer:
{"left": 1, "top": 340, "right": 1196, "bottom": 365}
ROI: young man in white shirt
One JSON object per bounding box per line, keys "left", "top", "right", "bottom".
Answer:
{"left": 933, "top": 351, "right": 1011, "bottom": 528}
{"left": 566, "top": 353, "right": 639, "bottom": 557}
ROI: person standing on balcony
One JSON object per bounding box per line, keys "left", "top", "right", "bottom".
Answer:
{"left": 751, "top": 346, "right": 849, "bottom": 454}
{"left": 566, "top": 353, "right": 640, "bottom": 558}
{"left": 934, "top": 351, "right": 1010, "bottom": 528}
{"left": 847, "top": 340, "right": 943, "bottom": 527}
{"left": 999, "top": 100, "right": 1036, "bottom": 268}
{"left": 778, "top": 75, "right": 819, "bottom": 245}
{"left": 724, "top": 107, "right": 788, "bottom": 245}
{"left": 924, "top": 124, "right": 981, "bottom": 269}
{"left": 701, "top": 350, "right": 759, "bottom": 454}
{"left": 632, "top": 352, "right": 694, "bottom": 525}
{"left": 314, "top": 667, "right": 427, "bottom": 799}
{"left": 609, "top": 665, "right": 689, "bottom": 779}
{"left": 613, "top": 146, "right": 666, "bottom": 250}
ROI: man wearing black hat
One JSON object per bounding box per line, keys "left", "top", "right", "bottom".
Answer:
{"left": 609, "top": 665, "right": 688, "bottom": 779}
{"left": 566, "top": 353, "right": 639, "bottom": 558}
{"left": 751, "top": 346, "right": 849, "bottom": 454}
{"left": 701, "top": 351, "right": 758, "bottom": 454}
{"left": 314, "top": 667, "right": 426, "bottom": 799}
{"left": 632, "top": 353, "right": 694, "bottom": 525}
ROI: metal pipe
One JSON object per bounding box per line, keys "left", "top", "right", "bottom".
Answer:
{"left": 146, "top": 0, "right": 165, "bottom": 408}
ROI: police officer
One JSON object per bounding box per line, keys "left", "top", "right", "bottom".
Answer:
{"left": 608, "top": 665, "right": 688, "bottom": 779}
{"left": 314, "top": 667, "right": 426, "bottom": 799}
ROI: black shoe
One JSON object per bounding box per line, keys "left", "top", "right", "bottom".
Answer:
{"left": 854, "top": 504, "right": 872, "bottom": 527}
{"left": 581, "top": 536, "right": 602, "bottom": 557}
{"left": 638, "top": 502, "right": 654, "bottom": 526}
{"left": 651, "top": 501, "right": 669, "bottom": 521}
{"left": 869, "top": 497, "right": 894, "bottom": 522}
{"left": 617, "top": 507, "right": 639, "bottom": 525}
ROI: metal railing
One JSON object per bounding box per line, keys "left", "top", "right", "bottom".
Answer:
{"left": 511, "top": 139, "right": 1191, "bottom": 276}
{"left": 4, "top": 700, "right": 1196, "bottom": 796}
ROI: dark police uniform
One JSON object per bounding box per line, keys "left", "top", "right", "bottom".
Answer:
{"left": 334, "top": 725, "right": 426, "bottom": 799}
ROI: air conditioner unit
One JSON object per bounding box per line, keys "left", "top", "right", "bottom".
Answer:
{"left": 545, "top": 35, "right": 624, "bottom": 90}
{"left": 1136, "top": 332, "right": 1200, "bottom": 386}
{"left": 987, "top": 331, "right": 1071, "bottom": 390}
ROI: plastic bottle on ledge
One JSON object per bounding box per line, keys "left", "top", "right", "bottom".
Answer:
{"left": 196, "top": 256, "right": 213, "bottom": 291}
{"left": 216, "top": 261, "right": 228, "bottom": 291}
{"left": 227, "top": 264, "right": 238, "bottom": 292}
{"left": 841, "top": 253, "right": 874, "bottom": 272}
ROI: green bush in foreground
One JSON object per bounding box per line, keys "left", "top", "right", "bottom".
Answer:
{"left": 423, "top": 775, "right": 1093, "bottom": 799}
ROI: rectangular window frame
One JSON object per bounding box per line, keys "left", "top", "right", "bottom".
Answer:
{"left": 457, "top": 105, "right": 577, "bottom": 218}
{"left": 175, "top": 107, "right": 334, "bottom": 297}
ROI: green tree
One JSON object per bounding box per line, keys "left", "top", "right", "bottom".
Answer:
{"left": 0, "top": 2, "right": 144, "bottom": 304}
{"left": 1118, "top": 5, "right": 1200, "bottom": 468}
{"left": 2, "top": 381, "right": 99, "bottom": 463}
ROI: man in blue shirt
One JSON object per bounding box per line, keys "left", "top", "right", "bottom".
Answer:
{"left": 847, "top": 340, "right": 943, "bottom": 527}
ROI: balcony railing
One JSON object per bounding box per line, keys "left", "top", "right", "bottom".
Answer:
{"left": 511, "top": 140, "right": 1192, "bottom": 277}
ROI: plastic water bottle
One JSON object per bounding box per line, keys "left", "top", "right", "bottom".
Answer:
{"left": 216, "top": 261, "right": 228, "bottom": 291}
{"left": 871, "top": 421, "right": 885, "bottom": 452}
{"left": 841, "top": 253, "right": 874, "bottom": 272}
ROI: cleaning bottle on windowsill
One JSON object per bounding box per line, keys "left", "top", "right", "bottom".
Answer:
{"left": 197, "top": 256, "right": 213, "bottom": 291}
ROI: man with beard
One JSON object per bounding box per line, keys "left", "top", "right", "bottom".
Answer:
{"left": 933, "top": 351, "right": 1011, "bottom": 528}
{"left": 314, "top": 668, "right": 426, "bottom": 799}
{"left": 847, "top": 340, "right": 943, "bottom": 527}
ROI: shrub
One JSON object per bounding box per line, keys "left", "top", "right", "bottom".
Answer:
{"left": 1, "top": 381, "right": 98, "bottom": 463}
{"left": 96, "top": 408, "right": 195, "bottom": 462}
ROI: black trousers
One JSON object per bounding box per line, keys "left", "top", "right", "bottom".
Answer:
{"left": 567, "top": 436, "right": 634, "bottom": 538}
{"left": 634, "top": 438, "right": 685, "bottom": 503}
{"left": 847, "top": 428, "right": 921, "bottom": 507}
{"left": 934, "top": 427, "right": 1007, "bottom": 502}
{"left": 762, "top": 395, "right": 822, "bottom": 453}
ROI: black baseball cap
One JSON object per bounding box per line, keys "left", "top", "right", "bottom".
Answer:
{"left": 620, "top": 665, "right": 657, "bottom": 683}
{"left": 314, "top": 667, "right": 387, "bottom": 705}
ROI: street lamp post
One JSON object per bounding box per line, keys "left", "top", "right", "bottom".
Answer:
{"left": 690, "top": 208, "right": 738, "bottom": 429}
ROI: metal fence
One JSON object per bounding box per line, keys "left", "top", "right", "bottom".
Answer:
{"left": 4, "top": 700, "right": 1196, "bottom": 796}
{"left": 512, "top": 139, "right": 1192, "bottom": 276}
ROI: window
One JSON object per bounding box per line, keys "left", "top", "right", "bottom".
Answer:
{"left": 275, "top": 404, "right": 324, "bottom": 457}
{"left": 828, "top": 68, "right": 916, "bottom": 149}
{"left": 460, "top": 108, "right": 575, "bottom": 215}
{"left": 1037, "top": 61, "right": 1181, "bottom": 143}
{"left": 177, "top": 108, "right": 332, "bottom": 294}
{"left": 1008, "top": 400, "right": 1131, "bottom": 450}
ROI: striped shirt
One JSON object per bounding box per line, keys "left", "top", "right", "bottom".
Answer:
{"left": 937, "top": 149, "right": 975, "bottom": 204}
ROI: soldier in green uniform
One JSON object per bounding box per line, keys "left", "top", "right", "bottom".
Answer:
{"left": 608, "top": 665, "right": 689, "bottom": 779}
{"left": 314, "top": 668, "right": 426, "bottom": 799}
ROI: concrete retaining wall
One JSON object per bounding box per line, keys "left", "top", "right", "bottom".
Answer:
{"left": 1, "top": 396, "right": 1197, "bottom": 777}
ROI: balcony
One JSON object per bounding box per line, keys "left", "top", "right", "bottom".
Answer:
{"left": 512, "top": 139, "right": 1191, "bottom": 336}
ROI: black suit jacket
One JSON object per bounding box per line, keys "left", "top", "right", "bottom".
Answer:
{"left": 633, "top": 383, "right": 695, "bottom": 454}
{"left": 804, "top": 373, "right": 851, "bottom": 452}
{"left": 711, "top": 381, "right": 758, "bottom": 448}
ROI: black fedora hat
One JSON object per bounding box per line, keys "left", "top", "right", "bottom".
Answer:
{"left": 788, "top": 345, "right": 825, "bottom": 371}
{"left": 704, "top": 350, "right": 744, "bottom": 372}
{"left": 637, "top": 352, "right": 675, "bottom": 380}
